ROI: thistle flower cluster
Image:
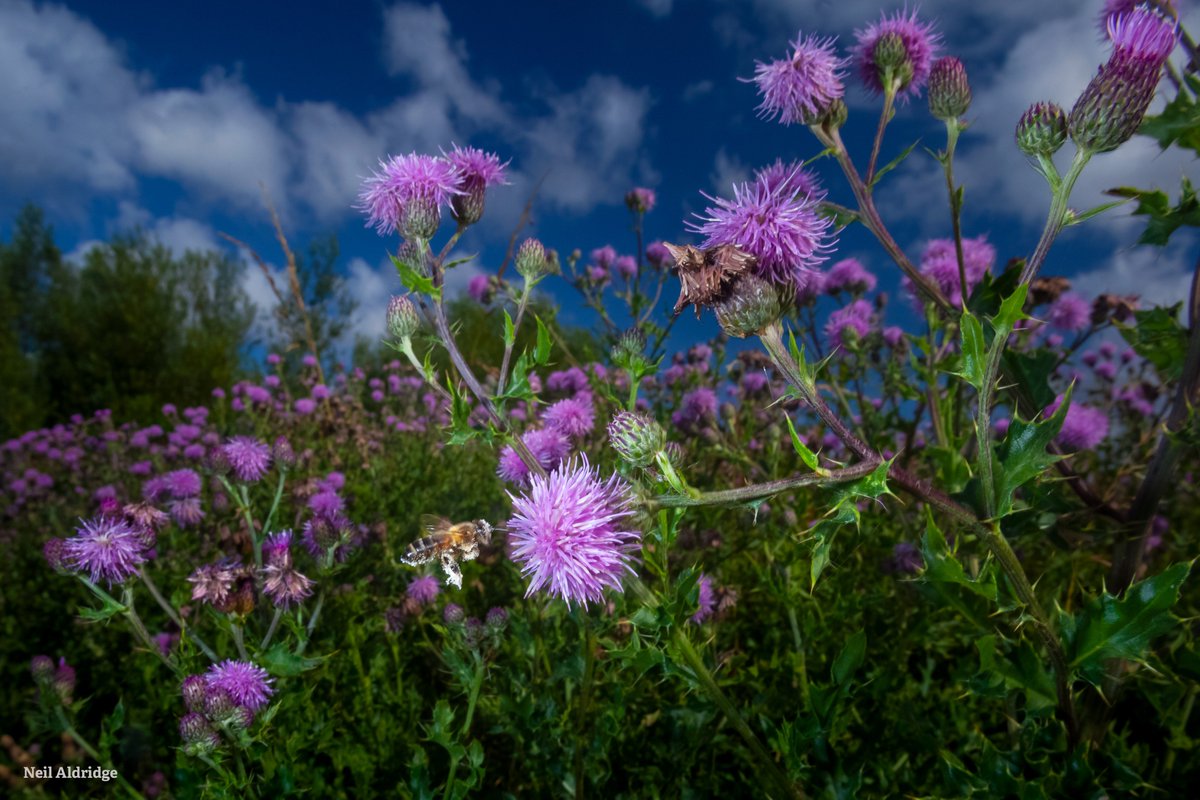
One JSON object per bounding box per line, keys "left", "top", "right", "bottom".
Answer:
{"left": 179, "top": 661, "right": 274, "bottom": 756}
{"left": 31, "top": 655, "right": 75, "bottom": 705}
{"left": 357, "top": 146, "right": 507, "bottom": 239}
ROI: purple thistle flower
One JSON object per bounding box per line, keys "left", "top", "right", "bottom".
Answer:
{"left": 542, "top": 396, "right": 596, "bottom": 440}
{"left": 689, "top": 573, "right": 716, "bottom": 624}
{"left": 672, "top": 387, "right": 718, "bottom": 431}
{"left": 908, "top": 236, "right": 995, "bottom": 306}
{"left": 445, "top": 144, "right": 509, "bottom": 225}
{"left": 204, "top": 660, "right": 274, "bottom": 712}
{"left": 308, "top": 491, "right": 344, "bottom": 519}
{"left": 741, "top": 371, "right": 769, "bottom": 395}
{"left": 546, "top": 367, "right": 590, "bottom": 394}
{"left": 626, "top": 187, "right": 657, "bottom": 213}
{"left": 883, "top": 326, "right": 905, "bottom": 348}
{"left": 64, "top": 516, "right": 146, "bottom": 585}
{"left": 43, "top": 537, "right": 68, "bottom": 571}
{"left": 614, "top": 255, "right": 638, "bottom": 279}
{"left": 688, "top": 173, "right": 833, "bottom": 292}
{"left": 646, "top": 241, "right": 671, "bottom": 267}
{"left": 825, "top": 299, "right": 875, "bottom": 350}
{"left": 1108, "top": 6, "right": 1179, "bottom": 59}
{"left": 888, "top": 542, "right": 924, "bottom": 575}
{"left": 443, "top": 603, "right": 465, "bottom": 624}
{"left": 505, "top": 456, "right": 640, "bottom": 608}
{"left": 407, "top": 575, "right": 440, "bottom": 605}
{"left": 357, "top": 153, "right": 462, "bottom": 239}
{"left": 168, "top": 497, "right": 205, "bottom": 528}
{"left": 1100, "top": 1, "right": 1178, "bottom": 32}
{"left": 222, "top": 436, "right": 272, "bottom": 483}
{"left": 824, "top": 258, "right": 877, "bottom": 294}
{"left": 590, "top": 245, "right": 617, "bottom": 270}
{"left": 294, "top": 397, "right": 317, "bottom": 415}
{"left": 745, "top": 31, "right": 847, "bottom": 125}
{"left": 853, "top": 8, "right": 941, "bottom": 99}
{"left": 496, "top": 428, "right": 573, "bottom": 484}
{"left": 1047, "top": 395, "right": 1110, "bottom": 452}
{"left": 753, "top": 159, "right": 823, "bottom": 199}
{"left": 467, "top": 274, "right": 493, "bottom": 303}
{"left": 1048, "top": 292, "right": 1091, "bottom": 331}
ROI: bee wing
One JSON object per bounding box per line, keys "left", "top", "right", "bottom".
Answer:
{"left": 419, "top": 514, "right": 453, "bottom": 535}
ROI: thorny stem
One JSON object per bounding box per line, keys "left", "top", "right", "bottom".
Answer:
{"left": 629, "top": 578, "right": 803, "bottom": 800}
{"left": 423, "top": 240, "right": 549, "bottom": 479}
{"left": 761, "top": 323, "right": 1081, "bottom": 742}
{"left": 260, "top": 608, "right": 284, "bottom": 651}
{"left": 55, "top": 706, "right": 147, "bottom": 800}
{"left": 497, "top": 283, "right": 532, "bottom": 396}
{"left": 118, "top": 587, "right": 175, "bottom": 671}
{"left": 866, "top": 88, "right": 896, "bottom": 184}
{"left": 940, "top": 121, "right": 969, "bottom": 308}
{"left": 138, "top": 569, "right": 218, "bottom": 662}
{"left": 652, "top": 462, "right": 878, "bottom": 509}
{"left": 261, "top": 468, "right": 288, "bottom": 539}
{"left": 813, "top": 125, "right": 950, "bottom": 310}
{"left": 295, "top": 589, "right": 325, "bottom": 657}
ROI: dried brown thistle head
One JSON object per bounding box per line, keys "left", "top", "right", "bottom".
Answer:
{"left": 1030, "top": 276, "right": 1071, "bottom": 306}
{"left": 664, "top": 242, "right": 755, "bottom": 317}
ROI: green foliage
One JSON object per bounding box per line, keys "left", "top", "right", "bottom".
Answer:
{"left": 1061, "top": 562, "right": 1191, "bottom": 687}
{"left": 1117, "top": 305, "right": 1189, "bottom": 381}
{"left": 1107, "top": 179, "right": 1200, "bottom": 246}
{"left": 991, "top": 386, "right": 1071, "bottom": 517}
{"left": 1139, "top": 75, "right": 1200, "bottom": 155}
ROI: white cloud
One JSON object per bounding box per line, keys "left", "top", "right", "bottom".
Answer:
{"left": 111, "top": 201, "right": 221, "bottom": 255}
{"left": 1070, "top": 238, "right": 1197, "bottom": 309}
{"left": 708, "top": 148, "right": 750, "bottom": 194}
{"left": 637, "top": 0, "right": 674, "bottom": 18}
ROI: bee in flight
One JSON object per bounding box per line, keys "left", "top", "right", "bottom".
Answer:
{"left": 401, "top": 515, "right": 495, "bottom": 589}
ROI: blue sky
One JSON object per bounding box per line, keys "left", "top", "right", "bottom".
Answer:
{"left": 1, "top": 0, "right": 1196, "bottom": 354}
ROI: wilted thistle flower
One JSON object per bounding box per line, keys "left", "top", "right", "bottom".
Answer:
{"left": 1069, "top": 8, "right": 1178, "bottom": 153}
{"left": 387, "top": 295, "right": 421, "bottom": 341}
{"left": 745, "top": 31, "right": 847, "bottom": 125}
{"left": 928, "top": 57, "right": 971, "bottom": 119}
{"left": 506, "top": 456, "right": 640, "bottom": 608}
{"left": 713, "top": 274, "right": 793, "bottom": 338}
{"left": 854, "top": 9, "right": 941, "bottom": 99}
{"left": 169, "top": 496, "right": 205, "bottom": 528}
{"left": 221, "top": 436, "right": 272, "bottom": 483}
{"left": 608, "top": 411, "right": 667, "bottom": 468}
{"left": 188, "top": 560, "right": 239, "bottom": 607}
{"left": 687, "top": 173, "right": 833, "bottom": 293}
{"left": 515, "top": 238, "right": 549, "bottom": 281}
{"left": 665, "top": 242, "right": 756, "bottom": 317}
{"left": 64, "top": 516, "right": 147, "bottom": 585}
{"left": 446, "top": 145, "right": 509, "bottom": 226}
{"left": 625, "top": 187, "right": 657, "bottom": 213}
{"left": 358, "top": 153, "right": 463, "bottom": 240}
{"left": 1016, "top": 102, "right": 1069, "bottom": 157}
{"left": 205, "top": 660, "right": 274, "bottom": 712}
{"left": 261, "top": 530, "right": 314, "bottom": 609}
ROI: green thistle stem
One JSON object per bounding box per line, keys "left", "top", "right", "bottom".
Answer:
{"left": 54, "top": 706, "right": 146, "bottom": 800}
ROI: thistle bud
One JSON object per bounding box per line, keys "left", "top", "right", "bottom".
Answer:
{"left": 42, "top": 538, "right": 68, "bottom": 572}
{"left": 608, "top": 411, "right": 666, "bottom": 468}
{"left": 1016, "top": 102, "right": 1068, "bottom": 157}
{"left": 271, "top": 436, "right": 296, "bottom": 468}
{"left": 451, "top": 178, "right": 486, "bottom": 227}
{"left": 52, "top": 659, "right": 75, "bottom": 704}
{"left": 179, "top": 713, "right": 220, "bottom": 755}
{"left": 1068, "top": 56, "right": 1159, "bottom": 153}
{"left": 818, "top": 98, "right": 848, "bottom": 130}
{"left": 203, "top": 688, "right": 237, "bottom": 721}
{"left": 181, "top": 675, "right": 208, "bottom": 713}
{"left": 872, "top": 33, "right": 916, "bottom": 93}
{"left": 396, "top": 240, "right": 427, "bottom": 274}
{"left": 31, "top": 655, "right": 55, "bottom": 684}
{"left": 443, "top": 603, "right": 465, "bottom": 624}
{"left": 387, "top": 295, "right": 421, "bottom": 341}
{"left": 928, "top": 57, "right": 971, "bottom": 120}
{"left": 400, "top": 198, "right": 441, "bottom": 242}
{"left": 610, "top": 328, "right": 649, "bottom": 373}
{"left": 515, "top": 238, "right": 549, "bottom": 281}
{"left": 713, "top": 275, "right": 792, "bottom": 338}
{"left": 485, "top": 606, "right": 509, "bottom": 633}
